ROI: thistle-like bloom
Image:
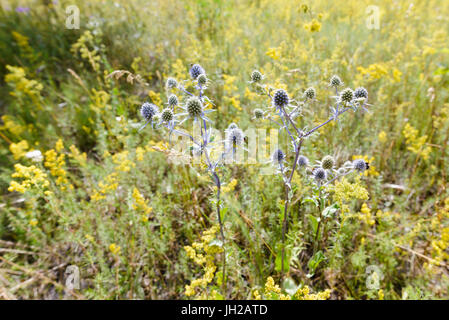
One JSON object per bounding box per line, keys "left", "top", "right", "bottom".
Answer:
{"left": 272, "top": 89, "right": 289, "bottom": 108}
{"left": 321, "top": 155, "right": 335, "bottom": 170}
{"left": 166, "top": 77, "right": 178, "bottom": 89}
{"left": 140, "top": 102, "right": 159, "bottom": 121}
{"left": 353, "top": 159, "right": 368, "bottom": 172}
{"left": 253, "top": 108, "right": 264, "bottom": 119}
{"left": 189, "top": 64, "right": 205, "bottom": 80}
{"left": 161, "top": 108, "right": 174, "bottom": 123}
{"left": 313, "top": 167, "right": 327, "bottom": 181}
{"left": 250, "top": 70, "right": 263, "bottom": 83}
{"left": 187, "top": 97, "right": 202, "bottom": 117}
{"left": 354, "top": 87, "right": 368, "bottom": 100}
{"left": 304, "top": 87, "right": 316, "bottom": 100}
{"left": 168, "top": 94, "right": 178, "bottom": 107}
{"left": 297, "top": 155, "right": 309, "bottom": 167}
{"left": 340, "top": 88, "right": 354, "bottom": 103}
{"left": 330, "top": 75, "right": 342, "bottom": 87}
{"left": 197, "top": 74, "right": 207, "bottom": 86}
{"left": 226, "top": 127, "right": 244, "bottom": 147}
{"left": 272, "top": 149, "right": 286, "bottom": 164}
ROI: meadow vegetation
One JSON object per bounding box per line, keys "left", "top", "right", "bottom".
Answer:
{"left": 0, "top": 0, "right": 449, "bottom": 299}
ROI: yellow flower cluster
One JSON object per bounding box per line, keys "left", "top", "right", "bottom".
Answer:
{"left": 44, "top": 140, "right": 71, "bottom": 190}
{"left": 294, "top": 285, "right": 331, "bottom": 300}
{"left": 263, "top": 277, "right": 290, "bottom": 300}
{"left": 1, "top": 115, "right": 25, "bottom": 136}
{"left": 11, "top": 31, "right": 34, "bottom": 61}
{"left": 8, "top": 164, "right": 49, "bottom": 193}
{"left": 429, "top": 198, "right": 449, "bottom": 267}
{"left": 358, "top": 203, "right": 376, "bottom": 226}
{"left": 5, "top": 65, "right": 43, "bottom": 100}
{"left": 402, "top": 123, "right": 432, "bottom": 160}
{"left": 91, "top": 172, "right": 119, "bottom": 201}
{"left": 304, "top": 19, "right": 321, "bottom": 32}
{"left": 69, "top": 144, "right": 87, "bottom": 166}
{"left": 330, "top": 176, "right": 369, "bottom": 218}
{"left": 258, "top": 277, "right": 331, "bottom": 300}
{"left": 265, "top": 47, "right": 281, "bottom": 60}
{"left": 184, "top": 225, "right": 223, "bottom": 298}
{"left": 71, "top": 30, "right": 101, "bottom": 72}
{"left": 112, "top": 151, "right": 136, "bottom": 172}
{"left": 132, "top": 188, "right": 153, "bottom": 222}
{"left": 109, "top": 243, "right": 121, "bottom": 255}
{"left": 9, "top": 140, "right": 29, "bottom": 160}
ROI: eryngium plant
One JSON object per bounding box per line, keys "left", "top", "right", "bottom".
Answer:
{"left": 248, "top": 71, "right": 372, "bottom": 277}
{"left": 138, "top": 64, "right": 242, "bottom": 296}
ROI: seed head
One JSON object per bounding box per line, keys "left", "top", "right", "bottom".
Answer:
{"left": 254, "top": 108, "right": 264, "bottom": 119}
{"left": 330, "top": 75, "right": 342, "bottom": 87}
{"left": 354, "top": 87, "right": 368, "bottom": 100}
{"left": 321, "top": 155, "right": 335, "bottom": 170}
{"left": 140, "top": 102, "right": 159, "bottom": 121}
{"left": 353, "top": 159, "right": 368, "bottom": 172}
{"left": 251, "top": 70, "right": 263, "bottom": 83}
{"left": 297, "top": 155, "right": 309, "bottom": 167}
{"left": 272, "top": 149, "right": 285, "bottom": 164}
{"left": 304, "top": 87, "right": 316, "bottom": 100}
{"left": 189, "top": 64, "right": 205, "bottom": 80}
{"left": 166, "top": 77, "right": 177, "bottom": 89}
{"left": 313, "top": 167, "right": 327, "bottom": 181}
{"left": 186, "top": 96, "right": 203, "bottom": 118}
{"left": 161, "top": 108, "right": 174, "bottom": 123}
{"left": 168, "top": 94, "right": 178, "bottom": 107}
{"left": 340, "top": 88, "right": 354, "bottom": 103}
{"left": 273, "top": 89, "right": 289, "bottom": 108}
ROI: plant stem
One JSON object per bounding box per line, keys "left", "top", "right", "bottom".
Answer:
{"left": 213, "top": 172, "right": 226, "bottom": 297}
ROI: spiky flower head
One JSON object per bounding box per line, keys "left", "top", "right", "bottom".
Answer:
{"left": 140, "top": 102, "right": 159, "bottom": 121}
{"left": 197, "top": 74, "right": 207, "bottom": 86}
{"left": 353, "top": 159, "right": 368, "bottom": 172}
{"left": 330, "top": 75, "right": 342, "bottom": 87}
{"left": 297, "top": 155, "right": 309, "bottom": 167}
{"left": 189, "top": 64, "right": 205, "bottom": 80}
{"left": 227, "top": 123, "right": 238, "bottom": 130}
{"left": 161, "top": 108, "right": 174, "bottom": 123}
{"left": 304, "top": 87, "right": 316, "bottom": 100}
{"left": 186, "top": 96, "right": 203, "bottom": 118}
{"left": 313, "top": 167, "right": 327, "bottom": 181}
{"left": 166, "top": 77, "right": 177, "bottom": 89}
{"left": 273, "top": 89, "right": 289, "bottom": 108}
{"left": 340, "top": 88, "right": 354, "bottom": 103}
{"left": 254, "top": 108, "right": 264, "bottom": 119}
{"left": 321, "top": 155, "right": 335, "bottom": 170}
{"left": 251, "top": 70, "right": 263, "bottom": 83}
{"left": 226, "top": 127, "right": 244, "bottom": 147}
{"left": 272, "top": 149, "right": 285, "bottom": 164}
{"left": 354, "top": 87, "right": 368, "bottom": 100}
{"left": 168, "top": 94, "right": 178, "bottom": 107}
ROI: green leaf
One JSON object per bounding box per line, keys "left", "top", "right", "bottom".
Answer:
{"left": 308, "top": 214, "right": 318, "bottom": 234}
{"left": 302, "top": 197, "right": 318, "bottom": 207}
{"left": 307, "top": 250, "right": 326, "bottom": 277}
{"left": 322, "top": 203, "right": 339, "bottom": 219}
